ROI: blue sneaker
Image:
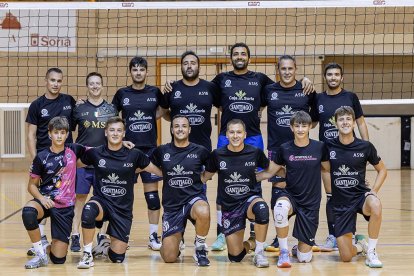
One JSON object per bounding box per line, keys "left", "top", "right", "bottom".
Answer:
{"left": 277, "top": 249, "right": 291, "bottom": 268}
{"left": 211, "top": 233, "right": 226, "bottom": 251}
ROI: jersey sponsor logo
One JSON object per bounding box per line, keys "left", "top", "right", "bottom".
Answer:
{"left": 162, "top": 221, "right": 169, "bottom": 232}
{"left": 123, "top": 163, "right": 133, "bottom": 167}
{"left": 224, "top": 184, "right": 250, "bottom": 195}
{"left": 91, "top": 121, "right": 106, "bottom": 128}
{"left": 98, "top": 159, "right": 106, "bottom": 168}
{"left": 47, "top": 169, "right": 54, "bottom": 174}
{"left": 102, "top": 173, "right": 127, "bottom": 185}
{"left": 353, "top": 153, "right": 365, "bottom": 158}
{"left": 130, "top": 110, "right": 152, "bottom": 121}
{"left": 318, "top": 105, "right": 324, "bottom": 113}
{"left": 324, "top": 128, "right": 338, "bottom": 139}
{"left": 224, "top": 172, "right": 250, "bottom": 184}
{"left": 174, "top": 91, "right": 182, "bottom": 99}
{"left": 295, "top": 92, "right": 305, "bottom": 97}
{"left": 186, "top": 153, "right": 198, "bottom": 158}
{"left": 167, "top": 165, "right": 193, "bottom": 176}
{"left": 188, "top": 114, "right": 205, "bottom": 125}
{"left": 123, "top": 98, "right": 130, "bottom": 106}
{"left": 63, "top": 105, "right": 72, "bottom": 110}
{"left": 228, "top": 90, "right": 254, "bottom": 101}
{"left": 249, "top": 81, "right": 258, "bottom": 86}
{"left": 45, "top": 162, "right": 53, "bottom": 167}
{"left": 333, "top": 165, "right": 359, "bottom": 176}
{"left": 163, "top": 153, "right": 171, "bottom": 161}
{"left": 334, "top": 177, "right": 359, "bottom": 188}
{"left": 229, "top": 102, "right": 254, "bottom": 113}
{"left": 83, "top": 120, "right": 91, "bottom": 128}
{"left": 129, "top": 122, "right": 152, "bottom": 132}
{"left": 147, "top": 97, "right": 156, "bottom": 102}
{"left": 245, "top": 161, "right": 255, "bottom": 166}
{"left": 271, "top": 92, "right": 278, "bottom": 100}
{"left": 186, "top": 103, "right": 198, "bottom": 112}
{"left": 224, "top": 79, "right": 232, "bottom": 88}
{"left": 219, "top": 161, "right": 227, "bottom": 170}
{"left": 276, "top": 116, "right": 291, "bottom": 127}
{"left": 288, "top": 155, "right": 317, "bottom": 161}
{"left": 198, "top": 91, "right": 209, "bottom": 96}
{"left": 101, "top": 185, "right": 127, "bottom": 197}
{"left": 41, "top": 109, "right": 49, "bottom": 117}
{"left": 168, "top": 177, "right": 193, "bottom": 188}
{"left": 81, "top": 112, "right": 89, "bottom": 116}
{"left": 329, "top": 151, "right": 337, "bottom": 159}
{"left": 223, "top": 219, "right": 230, "bottom": 229}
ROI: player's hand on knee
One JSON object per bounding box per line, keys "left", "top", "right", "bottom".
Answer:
{"left": 40, "top": 196, "right": 55, "bottom": 209}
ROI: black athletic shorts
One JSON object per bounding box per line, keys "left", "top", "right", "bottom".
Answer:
{"left": 222, "top": 195, "right": 259, "bottom": 237}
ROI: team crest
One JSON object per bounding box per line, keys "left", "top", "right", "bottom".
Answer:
{"left": 174, "top": 91, "right": 182, "bottom": 99}
{"left": 319, "top": 105, "right": 324, "bottom": 113}
{"left": 123, "top": 98, "right": 130, "bottom": 105}
{"left": 219, "top": 161, "right": 227, "bottom": 169}
{"left": 225, "top": 79, "right": 232, "bottom": 88}
{"left": 163, "top": 153, "right": 171, "bottom": 161}
{"left": 98, "top": 159, "right": 106, "bottom": 168}
{"left": 41, "top": 109, "right": 49, "bottom": 117}
{"left": 330, "top": 151, "right": 336, "bottom": 159}
{"left": 271, "top": 92, "right": 278, "bottom": 100}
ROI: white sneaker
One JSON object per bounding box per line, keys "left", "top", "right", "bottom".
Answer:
{"left": 148, "top": 232, "right": 162, "bottom": 251}
{"left": 366, "top": 249, "right": 383, "bottom": 268}
{"left": 77, "top": 251, "right": 94, "bottom": 269}
{"left": 355, "top": 234, "right": 368, "bottom": 255}
{"left": 253, "top": 250, "right": 269, "bottom": 268}
{"left": 25, "top": 253, "right": 48, "bottom": 269}
{"left": 92, "top": 237, "right": 110, "bottom": 257}
{"left": 27, "top": 235, "right": 49, "bottom": 256}
{"left": 320, "top": 234, "right": 338, "bottom": 252}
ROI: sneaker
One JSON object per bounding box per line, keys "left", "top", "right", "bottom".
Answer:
{"left": 355, "top": 234, "right": 368, "bottom": 255}
{"left": 265, "top": 237, "right": 280, "bottom": 252}
{"left": 70, "top": 234, "right": 81, "bottom": 252}
{"left": 179, "top": 238, "right": 186, "bottom": 251}
{"left": 277, "top": 249, "right": 291, "bottom": 268}
{"left": 25, "top": 253, "right": 48, "bottom": 269}
{"left": 96, "top": 233, "right": 108, "bottom": 245}
{"left": 211, "top": 233, "right": 227, "bottom": 251}
{"left": 92, "top": 237, "right": 110, "bottom": 257}
{"left": 148, "top": 232, "right": 162, "bottom": 251}
{"left": 77, "top": 251, "right": 94, "bottom": 269}
{"left": 253, "top": 250, "right": 269, "bottom": 268}
{"left": 365, "top": 249, "right": 383, "bottom": 268}
{"left": 193, "top": 245, "right": 210, "bottom": 266}
{"left": 27, "top": 235, "right": 49, "bottom": 256}
{"left": 246, "top": 232, "right": 256, "bottom": 252}
{"left": 291, "top": 245, "right": 298, "bottom": 257}
{"left": 320, "top": 235, "right": 338, "bottom": 252}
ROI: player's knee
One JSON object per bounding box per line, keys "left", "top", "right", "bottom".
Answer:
{"left": 297, "top": 249, "right": 313, "bottom": 263}
{"left": 144, "top": 191, "right": 161, "bottom": 211}
{"left": 22, "top": 207, "right": 39, "bottom": 231}
{"left": 270, "top": 186, "right": 283, "bottom": 210}
{"left": 161, "top": 249, "right": 179, "bottom": 263}
{"left": 228, "top": 249, "right": 247, "bottom": 262}
{"left": 252, "top": 201, "right": 269, "bottom": 225}
{"left": 81, "top": 202, "right": 99, "bottom": 229}
{"left": 340, "top": 252, "right": 353, "bottom": 262}
{"left": 274, "top": 199, "right": 290, "bottom": 228}
{"left": 108, "top": 248, "right": 125, "bottom": 263}
{"left": 49, "top": 252, "right": 67, "bottom": 264}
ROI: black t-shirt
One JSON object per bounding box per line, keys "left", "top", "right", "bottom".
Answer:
{"left": 151, "top": 142, "right": 210, "bottom": 212}
{"left": 263, "top": 81, "right": 316, "bottom": 150}
{"left": 112, "top": 85, "right": 168, "bottom": 149}
{"left": 26, "top": 94, "right": 76, "bottom": 150}
{"left": 30, "top": 143, "right": 86, "bottom": 208}
{"left": 212, "top": 71, "right": 273, "bottom": 137}
{"left": 205, "top": 144, "right": 269, "bottom": 211}
{"left": 81, "top": 145, "right": 150, "bottom": 216}
{"left": 314, "top": 89, "right": 364, "bottom": 142}
{"left": 325, "top": 137, "right": 381, "bottom": 205}
{"left": 274, "top": 139, "right": 328, "bottom": 210}
{"left": 166, "top": 79, "right": 219, "bottom": 151}
{"left": 73, "top": 100, "right": 118, "bottom": 147}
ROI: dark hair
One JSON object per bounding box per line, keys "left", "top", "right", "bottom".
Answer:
{"left": 46, "top": 67, "right": 63, "bottom": 78}
{"left": 86, "top": 72, "right": 103, "bottom": 86}
{"left": 171, "top": 114, "right": 190, "bottom": 125}
{"left": 230, "top": 42, "right": 250, "bottom": 59}
{"left": 277, "top": 55, "right": 296, "bottom": 68}
{"left": 290, "top": 111, "right": 312, "bottom": 126}
{"left": 324, "top": 62, "right": 343, "bottom": 76}
{"left": 181, "top": 50, "right": 200, "bottom": 66}
{"left": 105, "top": 116, "right": 126, "bottom": 130}
{"left": 334, "top": 106, "right": 355, "bottom": 122}
{"left": 129, "top": 56, "right": 148, "bottom": 71}
{"left": 48, "top": 116, "right": 69, "bottom": 132}
{"left": 226, "top": 118, "right": 246, "bottom": 131}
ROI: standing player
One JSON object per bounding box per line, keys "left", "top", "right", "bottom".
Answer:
{"left": 315, "top": 62, "right": 369, "bottom": 251}
{"left": 257, "top": 111, "right": 330, "bottom": 268}
{"left": 77, "top": 117, "right": 162, "bottom": 269}
{"left": 203, "top": 119, "right": 271, "bottom": 268}
{"left": 26, "top": 67, "right": 76, "bottom": 256}
{"left": 326, "top": 106, "right": 387, "bottom": 268}
{"left": 152, "top": 115, "right": 211, "bottom": 266}
{"left": 22, "top": 117, "right": 86, "bottom": 269}
{"left": 112, "top": 57, "right": 169, "bottom": 250}
{"left": 70, "top": 72, "right": 118, "bottom": 252}
{"left": 262, "top": 55, "right": 317, "bottom": 251}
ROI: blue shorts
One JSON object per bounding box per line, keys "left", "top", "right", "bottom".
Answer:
{"left": 76, "top": 167, "right": 95, "bottom": 194}
{"left": 333, "top": 194, "right": 370, "bottom": 238}
{"left": 267, "top": 149, "right": 286, "bottom": 183}
{"left": 217, "top": 134, "right": 264, "bottom": 150}
{"left": 222, "top": 195, "right": 259, "bottom": 236}
{"left": 135, "top": 147, "right": 162, "bottom": 184}
{"left": 162, "top": 195, "right": 208, "bottom": 239}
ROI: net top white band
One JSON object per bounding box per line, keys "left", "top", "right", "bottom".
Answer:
{"left": 0, "top": 1, "right": 412, "bottom": 10}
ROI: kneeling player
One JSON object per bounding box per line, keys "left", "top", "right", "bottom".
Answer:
{"left": 22, "top": 117, "right": 86, "bottom": 269}
{"left": 152, "top": 115, "right": 211, "bottom": 266}
{"left": 326, "top": 107, "right": 387, "bottom": 268}
{"left": 77, "top": 117, "right": 162, "bottom": 269}
{"left": 257, "top": 111, "right": 330, "bottom": 268}
{"left": 203, "top": 119, "right": 270, "bottom": 268}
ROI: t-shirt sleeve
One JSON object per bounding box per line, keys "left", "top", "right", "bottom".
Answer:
{"left": 135, "top": 149, "right": 151, "bottom": 169}
{"left": 257, "top": 148, "right": 270, "bottom": 169}
{"left": 321, "top": 142, "right": 329, "bottom": 162}
{"left": 259, "top": 73, "right": 274, "bottom": 107}
{"left": 150, "top": 147, "right": 162, "bottom": 167}
{"left": 367, "top": 142, "right": 381, "bottom": 166}
{"left": 71, "top": 143, "right": 87, "bottom": 159}
{"left": 156, "top": 87, "right": 169, "bottom": 109}
{"left": 204, "top": 151, "right": 218, "bottom": 173}
{"left": 30, "top": 155, "right": 43, "bottom": 178}
{"left": 308, "top": 93, "right": 319, "bottom": 122}
{"left": 208, "top": 81, "right": 221, "bottom": 108}
{"left": 70, "top": 96, "right": 77, "bottom": 131}
{"left": 351, "top": 93, "right": 364, "bottom": 119}
{"left": 111, "top": 90, "right": 122, "bottom": 111}
{"left": 273, "top": 147, "right": 285, "bottom": 165}
{"left": 26, "top": 101, "right": 39, "bottom": 125}
{"left": 81, "top": 148, "right": 95, "bottom": 166}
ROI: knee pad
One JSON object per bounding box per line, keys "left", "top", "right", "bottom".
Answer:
{"left": 144, "top": 191, "right": 161, "bottom": 211}
{"left": 274, "top": 199, "right": 290, "bottom": 228}
{"left": 22, "top": 207, "right": 39, "bottom": 231}
{"left": 108, "top": 248, "right": 125, "bottom": 263}
{"left": 252, "top": 201, "right": 269, "bottom": 225}
{"left": 49, "top": 252, "right": 67, "bottom": 264}
{"left": 228, "top": 248, "right": 246, "bottom": 262}
{"left": 81, "top": 202, "right": 99, "bottom": 229}
{"left": 297, "top": 249, "right": 313, "bottom": 263}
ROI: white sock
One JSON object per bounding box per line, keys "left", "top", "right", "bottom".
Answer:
{"left": 255, "top": 241, "right": 265, "bottom": 253}
{"left": 217, "top": 211, "right": 222, "bottom": 227}
{"left": 149, "top": 224, "right": 158, "bottom": 235}
{"left": 195, "top": 235, "right": 207, "bottom": 248}
{"left": 84, "top": 242, "right": 93, "bottom": 254}
{"left": 278, "top": 237, "right": 288, "bottom": 250}
{"left": 39, "top": 224, "right": 45, "bottom": 237}
{"left": 72, "top": 232, "right": 80, "bottom": 236}
{"left": 32, "top": 240, "right": 44, "bottom": 255}
{"left": 368, "top": 238, "right": 378, "bottom": 251}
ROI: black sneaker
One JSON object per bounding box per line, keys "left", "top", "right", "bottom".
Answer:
{"left": 70, "top": 234, "right": 81, "bottom": 252}
{"left": 96, "top": 233, "right": 108, "bottom": 245}
{"left": 193, "top": 245, "right": 210, "bottom": 267}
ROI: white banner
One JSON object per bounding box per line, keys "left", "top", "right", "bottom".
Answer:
{"left": 0, "top": 10, "right": 77, "bottom": 52}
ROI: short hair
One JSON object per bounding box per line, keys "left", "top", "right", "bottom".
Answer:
{"left": 324, "top": 62, "right": 343, "bottom": 76}
{"left": 230, "top": 42, "right": 250, "bottom": 59}
{"left": 129, "top": 56, "right": 148, "bottom": 71}
{"left": 105, "top": 116, "right": 126, "bottom": 130}
{"left": 48, "top": 116, "right": 69, "bottom": 132}
{"left": 226, "top": 119, "right": 246, "bottom": 132}
{"left": 334, "top": 106, "right": 355, "bottom": 122}
{"left": 86, "top": 72, "right": 103, "bottom": 86}
{"left": 46, "top": 67, "right": 63, "bottom": 78}
{"left": 171, "top": 114, "right": 190, "bottom": 126}
{"left": 180, "top": 50, "right": 200, "bottom": 66}
{"left": 277, "top": 55, "right": 296, "bottom": 68}
{"left": 290, "top": 111, "right": 312, "bottom": 126}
